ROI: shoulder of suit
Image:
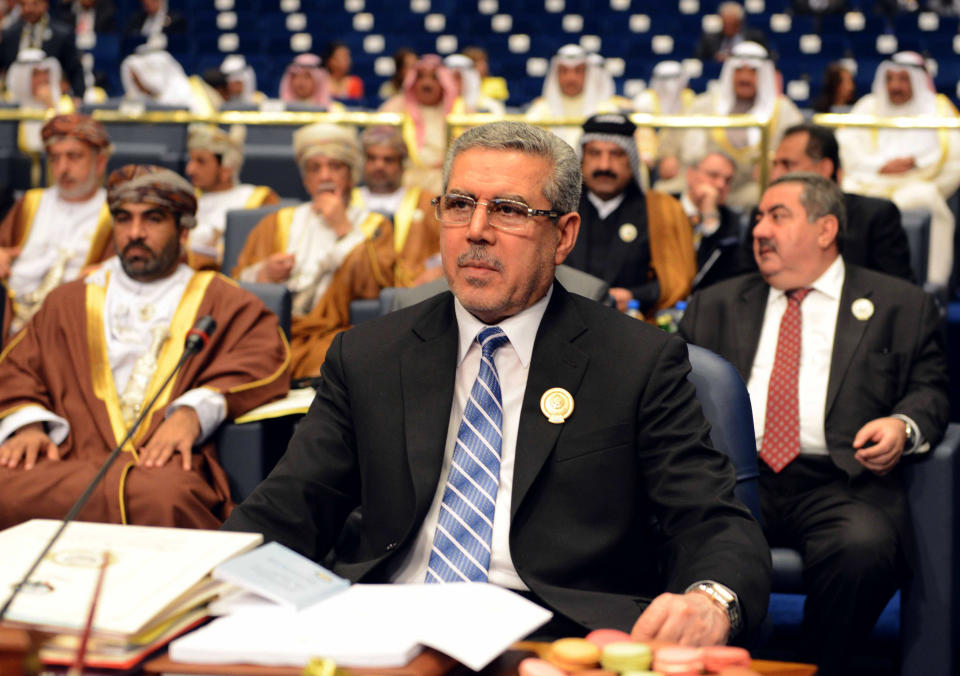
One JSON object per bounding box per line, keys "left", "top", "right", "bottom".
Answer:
{"left": 691, "top": 272, "right": 763, "bottom": 304}
{"left": 843, "top": 263, "right": 925, "bottom": 298}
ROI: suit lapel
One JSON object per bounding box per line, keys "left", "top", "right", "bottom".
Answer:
{"left": 826, "top": 267, "right": 871, "bottom": 417}
{"left": 400, "top": 294, "right": 459, "bottom": 514}
{"left": 511, "top": 286, "right": 590, "bottom": 517}
{"left": 733, "top": 278, "right": 769, "bottom": 380}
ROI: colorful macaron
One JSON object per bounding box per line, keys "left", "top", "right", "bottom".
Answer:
{"left": 600, "top": 641, "right": 653, "bottom": 672}
{"left": 548, "top": 637, "right": 602, "bottom": 671}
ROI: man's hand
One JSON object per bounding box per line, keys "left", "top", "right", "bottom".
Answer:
{"left": 257, "top": 252, "right": 296, "bottom": 283}
{"left": 0, "top": 422, "right": 60, "bottom": 470}
{"left": 0, "top": 246, "right": 21, "bottom": 278}
{"left": 610, "top": 287, "right": 634, "bottom": 313}
{"left": 138, "top": 407, "right": 202, "bottom": 470}
{"left": 313, "top": 192, "right": 352, "bottom": 237}
{"left": 631, "top": 591, "right": 730, "bottom": 646}
{"left": 879, "top": 157, "right": 916, "bottom": 175}
{"left": 690, "top": 182, "right": 720, "bottom": 215}
{"left": 853, "top": 416, "right": 907, "bottom": 475}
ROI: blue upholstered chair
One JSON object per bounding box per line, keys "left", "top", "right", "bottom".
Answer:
{"left": 216, "top": 282, "right": 297, "bottom": 502}
{"left": 685, "top": 343, "right": 959, "bottom": 675}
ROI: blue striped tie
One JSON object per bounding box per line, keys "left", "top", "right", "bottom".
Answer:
{"left": 426, "top": 327, "right": 510, "bottom": 583}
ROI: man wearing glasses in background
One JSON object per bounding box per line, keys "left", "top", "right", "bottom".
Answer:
{"left": 224, "top": 121, "right": 771, "bottom": 644}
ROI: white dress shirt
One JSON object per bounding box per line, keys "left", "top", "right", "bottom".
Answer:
{"left": 390, "top": 287, "right": 554, "bottom": 588}
{"left": 747, "top": 256, "right": 844, "bottom": 457}
{"left": 586, "top": 191, "right": 625, "bottom": 220}
{"left": 747, "top": 256, "right": 923, "bottom": 458}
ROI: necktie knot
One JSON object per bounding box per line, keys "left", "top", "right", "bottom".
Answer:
{"left": 477, "top": 327, "right": 509, "bottom": 360}
{"left": 787, "top": 288, "right": 813, "bottom": 305}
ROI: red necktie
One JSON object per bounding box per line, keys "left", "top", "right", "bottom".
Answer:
{"left": 760, "top": 288, "right": 812, "bottom": 473}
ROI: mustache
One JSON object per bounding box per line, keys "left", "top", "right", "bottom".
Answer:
{"left": 122, "top": 239, "right": 155, "bottom": 257}
{"left": 591, "top": 170, "right": 619, "bottom": 180}
{"left": 315, "top": 181, "right": 338, "bottom": 193}
{"left": 457, "top": 245, "right": 503, "bottom": 272}
{"left": 755, "top": 237, "right": 776, "bottom": 253}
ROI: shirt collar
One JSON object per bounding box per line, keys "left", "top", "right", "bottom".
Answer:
{"left": 453, "top": 284, "right": 553, "bottom": 369}
{"left": 586, "top": 190, "right": 625, "bottom": 219}
{"left": 679, "top": 192, "right": 698, "bottom": 219}
{"left": 768, "top": 255, "right": 845, "bottom": 304}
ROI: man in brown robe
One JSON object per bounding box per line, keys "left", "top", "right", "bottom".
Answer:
{"left": 0, "top": 165, "right": 290, "bottom": 530}
{"left": 0, "top": 113, "right": 114, "bottom": 337}
{"left": 289, "top": 194, "right": 441, "bottom": 377}
{"left": 232, "top": 123, "right": 388, "bottom": 318}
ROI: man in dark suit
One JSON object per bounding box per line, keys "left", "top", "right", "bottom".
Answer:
{"left": 224, "top": 121, "right": 770, "bottom": 644}
{"left": 0, "top": 0, "right": 85, "bottom": 97}
{"left": 739, "top": 123, "right": 915, "bottom": 282}
{"left": 124, "top": 0, "right": 186, "bottom": 38}
{"left": 568, "top": 113, "right": 695, "bottom": 314}
{"left": 695, "top": 2, "right": 767, "bottom": 62}
{"left": 680, "top": 173, "right": 948, "bottom": 674}
{"left": 680, "top": 151, "right": 745, "bottom": 290}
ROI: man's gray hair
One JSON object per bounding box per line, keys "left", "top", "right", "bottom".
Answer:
{"left": 442, "top": 121, "right": 582, "bottom": 215}
{"left": 769, "top": 172, "right": 847, "bottom": 239}
{"left": 689, "top": 149, "right": 737, "bottom": 172}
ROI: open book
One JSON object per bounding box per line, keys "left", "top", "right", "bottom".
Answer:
{"left": 0, "top": 519, "right": 262, "bottom": 641}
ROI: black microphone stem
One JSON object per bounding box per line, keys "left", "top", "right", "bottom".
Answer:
{"left": 0, "top": 343, "right": 202, "bottom": 623}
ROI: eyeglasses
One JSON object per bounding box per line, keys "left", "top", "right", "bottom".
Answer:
{"left": 431, "top": 194, "right": 562, "bottom": 232}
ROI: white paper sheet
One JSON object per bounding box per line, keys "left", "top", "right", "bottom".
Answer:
{"left": 170, "top": 582, "right": 552, "bottom": 670}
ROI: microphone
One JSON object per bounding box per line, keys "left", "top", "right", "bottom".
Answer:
{"left": 0, "top": 315, "right": 218, "bottom": 623}
{"left": 185, "top": 316, "right": 216, "bottom": 353}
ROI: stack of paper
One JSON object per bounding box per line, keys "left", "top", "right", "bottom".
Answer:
{"left": 171, "top": 583, "right": 552, "bottom": 671}
{"left": 0, "top": 519, "right": 262, "bottom": 666}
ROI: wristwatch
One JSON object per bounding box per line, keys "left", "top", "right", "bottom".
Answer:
{"left": 689, "top": 581, "right": 743, "bottom": 637}
{"left": 904, "top": 419, "right": 917, "bottom": 450}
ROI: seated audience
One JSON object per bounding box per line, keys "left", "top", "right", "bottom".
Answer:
{"left": 811, "top": 60, "right": 857, "bottom": 113}
{"left": 185, "top": 125, "right": 280, "bottom": 269}
{"left": 568, "top": 113, "right": 695, "bottom": 314}
{"left": 124, "top": 0, "right": 186, "bottom": 37}
{"left": 741, "top": 123, "right": 915, "bottom": 282}
{"left": 633, "top": 60, "right": 696, "bottom": 192}
{"left": 0, "top": 165, "right": 290, "bottom": 529}
{"left": 121, "top": 41, "right": 214, "bottom": 113}
{"left": 681, "top": 152, "right": 744, "bottom": 290}
{"left": 696, "top": 1, "right": 767, "bottom": 62}
{"left": 377, "top": 47, "right": 417, "bottom": 101}
{"left": 278, "top": 53, "right": 333, "bottom": 107}
{"left": 0, "top": 0, "right": 85, "bottom": 97}
{"left": 526, "top": 44, "right": 631, "bottom": 149}
{"left": 683, "top": 42, "right": 803, "bottom": 208}
{"left": 323, "top": 40, "right": 364, "bottom": 102}
{"left": 60, "top": 0, "right": 117, "bottom": 40}
{"left": 462, "top": 45, "right": 509, "bottom": 102}
{"left": 380, "top": 54, "right": 461, "bottom": 196}
{"left": 221, "top": 54, "right": 263, "bottom": 106}
{"left": 443, "top": 53, "right": 505, "bottom": 115}
{"left": 233, "top": 123, "right": 388, "bottom": 317}
{"left": 0, "top": 114, "right": 112, "bottom": 337}
{"left": 838, "top": 52, "right": 960, "bottom": 287}
{"left": 223, "top": 120, "right": 771, "bottom": 643}
{"left": 680, "top": 172, "right": 948, "bottom": 675}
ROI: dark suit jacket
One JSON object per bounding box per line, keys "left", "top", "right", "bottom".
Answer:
{"left": 0, "top": 17, "right": 85, "bottom": 96}
{"left": 123, "top": 10, "right": 187, "bottom": 37}
{"left": 695, "top": 28, "right": 768, "bottom": 62}
{"left": 740, "top": 192, "right": 914, "bottom": 283}
{"left": 224, "top": 284, "right": 771, "bottom": 635}
{"left": 570, "top": 183, "right": 659, "bottom": 310}
{"left": 56, "top": 1, "right": 117, "bottom": 34}
{"left": 694, "top": 205, "right": 744, "bottom": 291}
{"left": 679, "top": 264, "right": 948, "bottom": 483}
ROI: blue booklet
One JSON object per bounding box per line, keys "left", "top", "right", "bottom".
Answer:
{"left": 212, "top": 541, "right": 349, "bottom": 610}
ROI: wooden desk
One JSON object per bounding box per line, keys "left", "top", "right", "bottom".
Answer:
{"left": 144, "top": 645, "right": 818, "bottom": 676}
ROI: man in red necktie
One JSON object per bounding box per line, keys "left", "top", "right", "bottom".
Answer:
{"left": 680, "top": 172, "right": 948, "bottom": 675}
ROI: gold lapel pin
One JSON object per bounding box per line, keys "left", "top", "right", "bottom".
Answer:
{"left": 851, "top": 298, "right": 874, "bottom": 321}
{"left": 619, "top": 223, "right": 638, "bottom": 243}
{"left": 540, "top": 387, "right": 574, "bottom": 424}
